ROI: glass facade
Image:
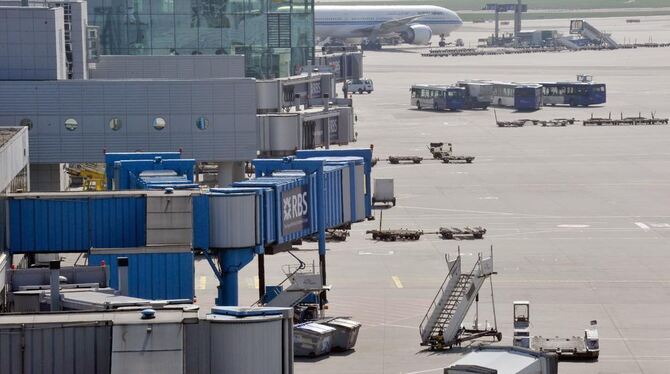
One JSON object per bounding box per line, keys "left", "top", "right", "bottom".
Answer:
{"left": 86, "top": 0, "right": 314, "bottom": 78}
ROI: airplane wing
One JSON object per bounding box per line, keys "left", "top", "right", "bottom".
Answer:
{"left": 352, "top": 14, "right": 426, "bottom": 36}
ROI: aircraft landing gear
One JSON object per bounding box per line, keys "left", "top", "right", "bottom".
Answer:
{"left": 362, "top": 39, "right": 382, "bottom": 51}
{"left": 439, "top": 34, "right": 447, "bottom": 47}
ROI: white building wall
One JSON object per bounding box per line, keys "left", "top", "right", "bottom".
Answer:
{"left": 0, "top": 6, "right": 67, "bottom": 80}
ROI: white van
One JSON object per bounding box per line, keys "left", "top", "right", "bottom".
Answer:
{"left": 345, "top": 79, "right": 374, "bottom": 94}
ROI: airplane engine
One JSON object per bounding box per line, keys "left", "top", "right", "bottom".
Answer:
{"left": 401, "top": 24, "right": 432, "bottom": 45}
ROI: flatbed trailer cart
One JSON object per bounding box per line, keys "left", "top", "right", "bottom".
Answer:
{"left": 541, "top": 118, "right": 576, "bottom": 127}
{"left": 366, "top": 229, "right": 423, "bottom": 241}
{"left": 388, "top": 156, "right": 423, "bottom": 164}
{"left": 305, "top": 229, "right": 350, "bottom": 243}
{"left": 442, "top": 155, "right": 475, "bottom": 163}
{"left": 439, "top": 227, "right": 487, "bottom": 239}
{"left": 583, "top": 113, "right": 668, "bottom": 126}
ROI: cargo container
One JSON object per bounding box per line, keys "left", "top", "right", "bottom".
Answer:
{"left": 88, "top": 246, "right": 194, "bottom": 300}
{"left": 7, "top": 194, "right": 146, "bottom": 253}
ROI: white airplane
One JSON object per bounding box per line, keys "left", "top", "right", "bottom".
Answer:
{"left": 315, "top": 5, "right": 463, "bottom": 49}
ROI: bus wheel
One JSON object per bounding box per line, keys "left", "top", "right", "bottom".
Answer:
{"left": 433, "top": 103, "right": 439, "bottom": 111}
{"left": 498, "top": 99, "right": 502, "bottom": 106}
{"left": 358, "top": 89, "right": 363, "bottom": 94}
{"left": 417, "top": 101, "right": 422, "bottom": 110}
{"left": 569, "top": 100, "right": 576, "bottom": 107}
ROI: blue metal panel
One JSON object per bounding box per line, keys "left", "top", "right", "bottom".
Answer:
{"left": 9, "top": 198, "right": 90, "bottom": 253}
{"left": 88, "top": 250, "right": 194, "bottom": 300}
{"left": 295, "top": 149, "right": 374, "bottom": 219}
{"left": 323, "top": 165, "right": 345, "bottom": 229}
{"left": 90, "top": 197, "right": 146, "bottom": 249}
{"left": 104, "top": 152, "right": 181, "bottom": 190}
{"left": 232, "top": 176, "right": 318, "bottom": 245}
{"left": 192, "top": 194, "right": 209, "bottom": 250}
{"left": 8, "top": 196, "right": 146, "bottom": 253}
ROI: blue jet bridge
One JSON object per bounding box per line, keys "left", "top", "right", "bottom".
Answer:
{"left": 4, "top": 149, "right": 374, "bottom": 307}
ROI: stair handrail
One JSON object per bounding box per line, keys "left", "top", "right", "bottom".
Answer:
{"left": 419, "top": 255, "right": 462, "bottom": 339}
{"left": 251, "top": 250, "right": 306, "bottom": 307}
{"left": 438, "top": 255, "right": 485, "bottom": 343}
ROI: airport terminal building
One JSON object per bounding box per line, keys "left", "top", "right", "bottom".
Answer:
{"left": 0, "top": 0, "right": 357, "bottom": 191}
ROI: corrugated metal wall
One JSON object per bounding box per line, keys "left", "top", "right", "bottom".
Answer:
{"left": 0, "top": 322, "right": 112, "bottom": 374}
{"left": 88, "top": 249, "right": 194, "bottom": 300}
{"left": 323, "top": 166, "right": 345, "bottom": 229}
{"left": 8, "top": 196, "right": 146, "bottom": 253}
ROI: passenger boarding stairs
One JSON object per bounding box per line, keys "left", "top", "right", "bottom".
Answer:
{"left": 420, "top": 252, "right": 497, "bottom": 349}
{"left": 571, "top": 20, "right": 619, "bottom": 49}
{"left": 265, "top": 272, "right": 326, "bottom": 308}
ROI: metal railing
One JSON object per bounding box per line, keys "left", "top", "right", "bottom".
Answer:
{"left": 419, "top": 255, "right": 461, "bottom": 341}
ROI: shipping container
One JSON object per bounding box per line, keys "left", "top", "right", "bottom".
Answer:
{"left": 88, "top": 246, "right": 194, "bottom": 300}
{"left": 233, "top": 175, "right": 318, "bottom": 245}
{"left": 8, "top": 194, "right": 146, "bottom": 253}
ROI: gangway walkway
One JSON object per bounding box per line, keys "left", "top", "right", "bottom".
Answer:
{"left": 419, "top": 251, "right": 500, "bottom": 349}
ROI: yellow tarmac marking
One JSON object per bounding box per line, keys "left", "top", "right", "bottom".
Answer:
{"left": 392, "top": 276, "right": 404, "bottom": 289}
{"left": 254, "top": 275, "right": 259, "bottom": 289}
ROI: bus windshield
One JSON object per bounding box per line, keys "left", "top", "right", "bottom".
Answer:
{"left": 515, "top": 88, "right": 537, "bottom": 97}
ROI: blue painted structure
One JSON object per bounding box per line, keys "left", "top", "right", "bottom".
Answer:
{"left": 111, "top": 155, "right": 196, "bottom": 190}
{"left": 295, "top": 148, "right": 374, "bottom": 219}
{"left": 4, "top": 149, "right": 375, "bottom": 307}
{"left": 88, "top": 247, "right": 194, "bottom": 300}
{"left": 105, "top": 152, "right": 181, "bottom": 190}
{"left": 8, "top": 195, "right": 146, "bottom": 253}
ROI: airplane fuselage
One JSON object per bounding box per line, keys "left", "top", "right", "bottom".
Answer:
{"left": 315, "top": 5, "right": 463, "bottom": 40}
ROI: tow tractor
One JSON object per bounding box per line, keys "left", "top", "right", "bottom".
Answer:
{"left": 428, "top": 142, "right": 475, "bottom": 164}
{"left": 513, "top": 301, "right": 600, "bottom": 360}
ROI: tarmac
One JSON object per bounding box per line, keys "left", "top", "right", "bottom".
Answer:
{"left": 194, "top": 16, "right": 670, "bottom": 374}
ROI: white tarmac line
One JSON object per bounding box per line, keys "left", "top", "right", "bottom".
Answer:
{"left": 635, "top": 222, "right": 651, "bottom": 231}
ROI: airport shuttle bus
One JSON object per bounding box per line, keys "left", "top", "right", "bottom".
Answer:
{"left": 541, "top": 82, "right": 606, "bottom": 107}
{"left": 410, "top": 85, "right": 465, "bottom": 111}
{"left": 491, "top": 82, "right": 543, "bottom": 111}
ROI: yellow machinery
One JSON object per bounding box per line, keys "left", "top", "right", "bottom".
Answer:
{"left": 65, "top": 164, "right": 106, "bottom": 191}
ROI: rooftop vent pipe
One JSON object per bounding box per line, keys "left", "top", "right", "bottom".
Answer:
{"left": 117, "top": 257, "right": 129, "bottom": 296}
{"left": 49, "top": 260, "right": 61, "bottom": 311}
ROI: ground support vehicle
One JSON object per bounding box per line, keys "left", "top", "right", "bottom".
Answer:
{"left": 428, "top": 143, "right": 475, "bottom": 163}
{"left": 366, "top": 229, "right": 423, "bottom": 241}
{"left": 439, "top": 227, "right": 486, "bottom": 240}
{"left": 513, "top": 301, "right": 600, "bottom": 360}
{"left": 420, "top": 250, "right": 501, "bottom": 350}
{"left": 345, "top": 79, "right": 374, "bottom": 94}
{"left": 388, "top": 156, "right": 423, "bottom": 164}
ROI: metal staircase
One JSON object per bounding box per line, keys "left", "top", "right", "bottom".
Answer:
{"left": 420, "top": 251, "right": 499, "bottom": 349}
{"left": 265, "top": 273, "right": 326, "bottom": 308}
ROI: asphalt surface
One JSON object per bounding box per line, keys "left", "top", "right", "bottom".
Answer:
{"left": 193, "top": 16, "right": 670, "bottom": 374}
